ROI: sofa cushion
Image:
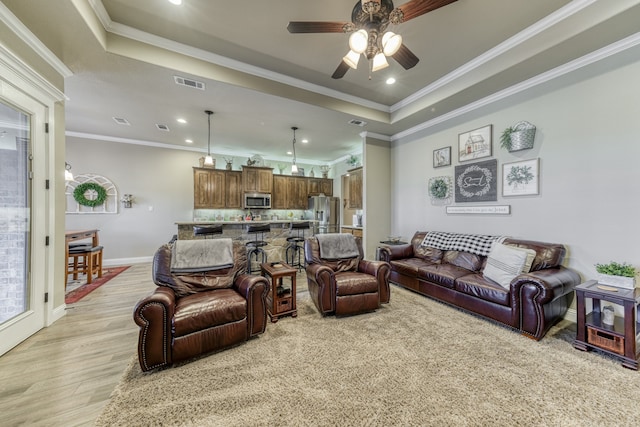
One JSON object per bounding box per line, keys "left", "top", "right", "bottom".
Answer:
{"left": 390, "top": 258, "right": 434, "bottom": 277}
{"left": 411, "top": 232, "right": 444, "bottom": 262}
{"left": 335, "top": 271, "right": 379, "bottom": 296}
{"left": 173, "top": 289, "right": 247, "bottom": 337}
{"left": 443, "top": 250, "right": 484, "bottom": 272}
{"left": 455, "top": 274, "right": 510, "bottom": 306}
{"left": 483, "top": 243, "right": 535, "bottom": 288}
{"left": 418, "top": 264, "right": 472, "bottom": 288}
{"left": 503, "top": 238, "right": 566, "bottom": 271}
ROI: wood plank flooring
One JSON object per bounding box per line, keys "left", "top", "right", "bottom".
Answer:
{"left": 0, "top": 263, "right": 155, "bottom": 427}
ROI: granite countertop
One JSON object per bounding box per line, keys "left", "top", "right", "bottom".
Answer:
{"left": 177, "top": 219, "right": 318, "bottom": 225}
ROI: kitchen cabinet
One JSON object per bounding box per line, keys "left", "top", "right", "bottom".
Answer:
{"left": 348, "top": 167, "right": 363, "bottom": 209}
{"left": 341, "top": 227, "right": 363, "bottom": 238}
{"left": 193, "top": 168, "right": 225, "bottom": 209}
{"left": 225, "top": 171, "right": 243, "bottom": 208}
{"left": 194, "top": 168, "right": 243, "bottom": 209}
{"left": 308, "top": 178, "right": 333, "bottom": 196}
{"left": 242, "top": 166, "right": 273, "bottom": 193}
{"left": 272, "top": 175, "right": 289, "bottom": 209}
{"left": 272, "top": 175, "right": 309, "bottom": 209}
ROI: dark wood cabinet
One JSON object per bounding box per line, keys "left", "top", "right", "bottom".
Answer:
{"left": 194, "top": 168, "right": 243, "bottom": 209}
{"left": 225, "top": 171, "right": 243, "bottom": 208}
{"left": 193, "top": 168, "right": 225, "bottom": 209}
{"left": 288, "top": 176, "right": 308, "bottom": 209}
{"left": 308, "top": 178, "right": 333, "bottom": 196}
{"left": 242, "top": 166, "right": 273, "bottom": 194}
{"left": 272, "top": 175, "right": 289, "bottom": 209}
{"left": 348, "top": 167, "right": 363, "bottom": 209}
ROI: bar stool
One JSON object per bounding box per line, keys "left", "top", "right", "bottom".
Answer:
{"left": 193, "top": 225, "right": 224, "bottom": 239}
{"left": 246, "top": 223, "right": 270, "bottom": 274}
{"left": 286, "top": 221, "right": 310, "bottom": 271}
{"left": 67, "top": 245, "right": 103, "bottom": 289}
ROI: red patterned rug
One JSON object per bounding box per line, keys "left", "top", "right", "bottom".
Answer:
{"left": 65, "top": 266, "right": 130, "bottom": 304}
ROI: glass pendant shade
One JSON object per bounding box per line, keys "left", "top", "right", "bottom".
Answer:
{"left": 291, "top": 164, "right": 298, "bottom": 173}
{"left": 64, "top": 162, "right": 73, "bottom": 181}
{"left": 203, "top": 155, "right": 214, "bottom": 166}
{"left": 371, "top": 52, "right": 389, "bottom": 71}
{"left": 349, "top": 29, "right": 368, "bottom": 54}
{"left": 382, "top": 31, "right": 402, "bottom": 56}
{"left": 343, "top": 50, "right": 361, "bottom": 69}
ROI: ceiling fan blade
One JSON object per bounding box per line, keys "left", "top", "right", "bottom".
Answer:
{"left": 287, "top": 21, "right": 350, "bottom": 33}
{"left": 331, "top": 61, "right": 351, "bottom": 79}
{"left": 396, "top": 0, "right": 458, "bottom": 23}
{"left": 392, "top": 44, "right": 420, "bottom": 70}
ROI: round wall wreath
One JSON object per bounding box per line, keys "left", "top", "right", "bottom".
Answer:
{"left": 429, "top": 178, "right": 449, "bottom": 199}
{"left": 73, "top": 182, "right": 108, "bottom": 207}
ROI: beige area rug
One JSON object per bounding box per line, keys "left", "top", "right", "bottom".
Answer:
{"left": 97, "top": 282, "right": 640, "bottom": 426}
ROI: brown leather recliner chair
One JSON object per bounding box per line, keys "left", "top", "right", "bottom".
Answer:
{"left": 304, "top": 234, "right": 390, "bottom": 316}
{"left": 133, "top": 240, "right": 269, "bottom": 372}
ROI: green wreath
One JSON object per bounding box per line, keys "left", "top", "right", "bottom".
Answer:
{"left": 73, "top": 182, "right": 108, "bottom": 207}
{"left": 429, "top": 178, "right": 449, "bottom": 199}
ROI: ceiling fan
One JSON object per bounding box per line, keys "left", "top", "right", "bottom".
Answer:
{"left": 287, "top": 0, "right": 458, "bottom": 79}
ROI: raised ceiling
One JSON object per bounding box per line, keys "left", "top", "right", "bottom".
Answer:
{"left": 4, "top": 0, "right": 640, "bottom": 164}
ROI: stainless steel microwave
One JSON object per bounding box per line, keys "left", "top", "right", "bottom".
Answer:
{"left": 244, "top": 193, "right": 271, "bottom": 209}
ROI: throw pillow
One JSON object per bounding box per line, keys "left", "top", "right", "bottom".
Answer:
{"left": 483, "top": 243, "right": 535, "bottom": 288}
{"left": 505, "top": 244, "right": 537, "bottom": 273}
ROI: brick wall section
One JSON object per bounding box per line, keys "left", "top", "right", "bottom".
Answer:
{"left": 0, "top": 143, "right": 28, "bottom": 324}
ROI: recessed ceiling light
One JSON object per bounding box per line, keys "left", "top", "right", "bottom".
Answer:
{"left": 185, "top": 139, "right": 193, "bottom": 144}
{"left": 286, "top": 151, "right": 293, "bottom": 155}
{"left": 168, "top": 0, "right": 182, "bottom": 5}
{"left": 386, "top": 77, "right": 396, "bottom": 85}
{"left": 177, "top": 118, "right": 187, "bottom": 124}
{"left": 302, "top": 139, "right": 309, "bottom": 143}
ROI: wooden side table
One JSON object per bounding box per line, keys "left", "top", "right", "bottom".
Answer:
{"left": 573, "top": 280, "right": 640, "bottom": 370}
{"left": 261, "top": 262, "right": 297, "bottom": 323}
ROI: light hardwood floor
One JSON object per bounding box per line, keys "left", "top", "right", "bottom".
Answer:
{"left": 0, "top": 263, "right": 155, "bottom": 427}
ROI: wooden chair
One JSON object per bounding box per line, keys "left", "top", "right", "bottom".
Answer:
{"left": 67, "top": 245, "right": 103, "bottom": 289}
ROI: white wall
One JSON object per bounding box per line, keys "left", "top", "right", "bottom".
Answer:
{"left": 391, "top": 50, "right": 640, "bottom": 283}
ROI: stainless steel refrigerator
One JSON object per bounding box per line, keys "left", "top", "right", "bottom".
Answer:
{"left": 308, "top": 195, "right": 340, "bottom": 234}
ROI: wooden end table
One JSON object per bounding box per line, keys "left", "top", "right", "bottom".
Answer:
{"left": 261, "top": 262, "right": 297, "bottom": 323}
{"left": 573, "top": 280, "right": 640, "bottom": 370}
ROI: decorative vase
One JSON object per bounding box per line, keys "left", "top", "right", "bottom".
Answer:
{"left": 597, "top": 274, "right": 636, "bottom": 290}
{"left": 226, "top": 162, "right": 232, "bottom": 170}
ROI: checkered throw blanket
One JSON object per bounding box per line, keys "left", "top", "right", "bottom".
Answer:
{"left": 420, "top": 231, "right": 506, "bottom": 257}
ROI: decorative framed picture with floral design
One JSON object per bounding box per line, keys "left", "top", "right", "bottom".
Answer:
{"left": 433, "top": 146, "right": 451, "bottom": 168}
{"left": 454, "top": 159, "right": 497, "bottom": 202}
{"left": 502, "top": 158, "right": 539, "bottom": 196}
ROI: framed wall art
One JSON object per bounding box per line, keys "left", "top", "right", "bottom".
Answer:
{"left": 502, "top": 158, "right": 539, "bottom": 196}
{"left": 454, "top": 159, "right": 497, "bottom": 203}
{"left": 458, "top": 124, "right": 492, "bottom": 162}
{"left": 433, "top": 146, "right": 451, "bottom": 168}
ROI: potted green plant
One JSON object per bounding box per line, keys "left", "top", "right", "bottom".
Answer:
{"left": 595, "top": 261, "right": 637, "bottom": 289}
{"left": 500, "top": 126, "right": 517, "bottom": 151}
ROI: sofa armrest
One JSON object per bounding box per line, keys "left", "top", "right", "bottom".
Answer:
{"left": 235, "top": 274, "right": 269, "bottom": 337}
{"left": 306, "top": 263, "right": 336, "bottom": 313}
{"left": 359, "top": 260, "right": 391, "bottom": 304}
{"left": 133, "top": 286, "right": 176, "bottom": 371}
{"left": 378, "top": 244, "right": 414, "bottom": 262}
{"left": 510, "top": 266, "right": 581, "bottom": 340}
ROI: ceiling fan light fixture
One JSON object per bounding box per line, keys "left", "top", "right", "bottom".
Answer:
{"left": 371, "top": 52, "right": 389, "bottom": 72}
{"left": 349, "top": 29, "right": 368, "bottom": 54}
{"left": 361, "top": 0, "right": 381, "bottom": 17}
{"left": 343, "top": 50, "right": 361, "bottom": 69}
{"left": 382, "top": 31, "right": 402, "bottom": 56}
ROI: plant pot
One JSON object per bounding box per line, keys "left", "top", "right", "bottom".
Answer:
{"left": 597, "top": 274, "right": 636, "bottom": 290}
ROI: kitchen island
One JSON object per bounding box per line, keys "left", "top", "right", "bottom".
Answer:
{"left": 176, "top": 220, "right": 317, "bottom": 269}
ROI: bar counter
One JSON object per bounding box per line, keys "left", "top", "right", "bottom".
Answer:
{"left": 175, "top": 220, "right": 318, "bottom": 268}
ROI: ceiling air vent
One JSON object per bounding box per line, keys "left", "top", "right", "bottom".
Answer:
{"left": 174, "top": 75, "right": 205, "bottom": 90}
{"left": 112, "top": 117, "right": 130, "bottom": 125}
{"left": 156, "top": 124, "right": 170, "bottom": 132}
{"left": 348, "top": 119, "right": 367, "bottom": 127}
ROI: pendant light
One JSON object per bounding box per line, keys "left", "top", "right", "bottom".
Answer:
{"left": 290, "top": 126, "right": 298, "bottom": 174}
{"left": 204, "top": 110, "right": 214, "bottom": 166}
{"left": 64, "top": 162, "right": 73, "bottom": 181}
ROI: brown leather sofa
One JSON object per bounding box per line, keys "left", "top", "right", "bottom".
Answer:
{"left": 305, "top": 234, "right": 390, "bottom": 316}
{"left": 378, "top": 231, "right": 581, "bottom": 340}
{"left": 133, "top": 240, "right": 269, "bottom": 371}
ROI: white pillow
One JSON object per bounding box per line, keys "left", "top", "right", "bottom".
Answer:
{"left": 483, "top": 243, "right": 536, "bottom": 288}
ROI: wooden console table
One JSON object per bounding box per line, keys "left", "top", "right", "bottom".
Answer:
{"left": 261, "top": 262, "right": 297, "bottom": 323}
{"left": 573, "top": 280, "right": 640, "bottom": 370}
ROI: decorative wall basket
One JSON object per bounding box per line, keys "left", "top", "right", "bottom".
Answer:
{"left": 508, "top": 121, "right": 536, "bottom": 152}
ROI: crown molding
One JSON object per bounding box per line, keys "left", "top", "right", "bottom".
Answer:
{"left": 0, "top": 2, "right": 73, "bottom": 78}
{"left": 392, "top": 31, "right": 640, "bottom": 141}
